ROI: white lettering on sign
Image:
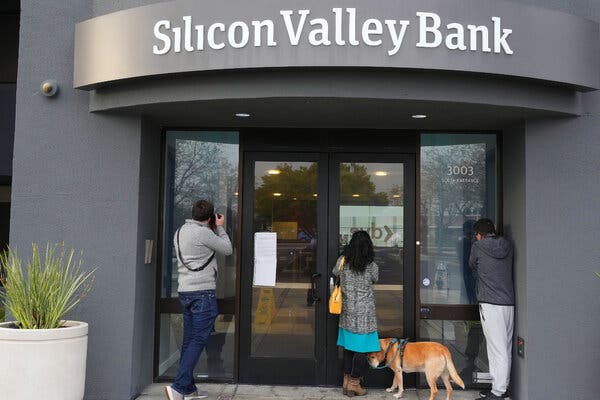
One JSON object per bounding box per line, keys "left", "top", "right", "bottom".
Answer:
{"left": 251, "top": 20, "right": 277, "bottom": 47}
{"left": 492, "top": 16, "right": 513, "bottom": 54}
{"left": 152, "top": 9, "right": 514, "bottom": 56}
{"left": 445, "top": 23, "right": 466, "bottom": 51}
{"left": 280, "top": 9, "right": 309, "bottom": 45}
{"left": 153, "top": 20, "right": 171, "bottom": 55}
{"left": 416, "top": 12, "right": 442, "bottom": 48}
{"left": 447, "top": 165, "right": 474, "bottom": 176}
{"left": 385, "top": 19, "right": 411, "bottom": 56}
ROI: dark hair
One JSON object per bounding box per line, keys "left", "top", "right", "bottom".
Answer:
{"left": 192, "top": 200, "right": 214, "bottom": 222}
{"left": 473, "top": 218, "right": 496, "bottom": 236}
{"left": 343, "top": 230, "right": 374, "bottom": 273}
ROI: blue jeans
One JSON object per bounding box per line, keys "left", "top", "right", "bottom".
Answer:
{"left": 172, "top": 290, "right": 219, "bottom": 395}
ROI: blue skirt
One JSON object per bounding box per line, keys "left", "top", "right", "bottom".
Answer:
{"left": 337, "top": 327, "right": 381, "bottom": 353}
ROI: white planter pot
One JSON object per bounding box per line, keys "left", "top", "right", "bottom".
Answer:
{"left": 0, "top": 320, "right": 88, "bottom": 400}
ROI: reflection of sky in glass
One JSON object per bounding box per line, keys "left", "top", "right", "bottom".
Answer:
{"left": 175, "top": 132, "right": 238, "bottom": 166}
{"left": 253, "top": 162, "right": 403, "bottom": 194}
{"left": 254, "top": 162, "right": 314, "bottom": 188}
{"left": 349, "top": 162, "right": 403, "bottom": 193}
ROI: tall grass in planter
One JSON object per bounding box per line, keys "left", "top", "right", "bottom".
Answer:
{"left": 0, "top": 243, "right": 95, "bottom": 329}
{"left": 0, "top": 243, "right": 95, "bottom": 400}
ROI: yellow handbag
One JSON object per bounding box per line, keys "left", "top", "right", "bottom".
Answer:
{"left": 328, "top": 256, "right": 345, "bottom": 314}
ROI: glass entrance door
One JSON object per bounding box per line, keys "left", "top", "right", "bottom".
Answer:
{"left": 239, "top": 152, "right": 329, "bottom": 384}
{"left": 240, "top": 152, "right": 414, "bottom": 386}
{"left": 326, "top": 154, "right": 415, "bottom": 387}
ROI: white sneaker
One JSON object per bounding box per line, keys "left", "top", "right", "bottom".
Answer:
{"left": 185, "top": 389, "right": 208, "bottom": 399}
{"left": 164, "top": 386, "right": 184, "bottom": 400}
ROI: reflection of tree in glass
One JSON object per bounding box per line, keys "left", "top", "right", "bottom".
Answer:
{"left": 421, "top": 144, "right": 486, "bottom": 249}
{"left": 173, "top": 140, "right": 236, "bottom": 223}
{"left": 340, "top": 163, "right": 389, "bottom": 205}
{"left": 253, "top": 163, "right": 390, "bottom": 238}
{"left": 254, "top": 163, "right": 318, "bottom": 238}
{"left": 388, "top": 184, "right": 404, "bottom": 206}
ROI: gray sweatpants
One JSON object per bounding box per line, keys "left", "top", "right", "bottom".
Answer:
{"left": 479, "top": 303, "right": 514, "bottom": 396}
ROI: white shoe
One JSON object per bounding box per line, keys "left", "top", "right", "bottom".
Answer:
{"left": 185, "top": 389, "right": 208, "bottom": 399}
{"left": 164, "top": 386, "right": 184, "bottom": 400}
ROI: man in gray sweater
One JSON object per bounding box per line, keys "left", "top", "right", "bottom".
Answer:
{"left": 469, "top": 218, "right": 514, "bottom": 400}
{"left": 165, "top": 200, "right": 232, "bottom": 400}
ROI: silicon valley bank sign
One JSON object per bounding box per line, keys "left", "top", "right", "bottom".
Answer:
{"left": 73, "top": 0, "right": 599, "bottom": 90}
{"left": 152, "top": 9, "right": 514, "bottom": 56}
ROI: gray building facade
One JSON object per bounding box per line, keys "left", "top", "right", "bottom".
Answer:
{"left": 3, "top": 0, "right": 599, "bottom": 399}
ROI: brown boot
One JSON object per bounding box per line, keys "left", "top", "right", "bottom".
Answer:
{"left": 346, "top": 376, "right": 367, "bottom": 397}
{"left": 342, "top": 374, "right": 350, "bottom": 395}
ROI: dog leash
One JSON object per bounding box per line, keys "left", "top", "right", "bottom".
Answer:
{"left": 370, "top": 338, "right": 409, "bottom": 370}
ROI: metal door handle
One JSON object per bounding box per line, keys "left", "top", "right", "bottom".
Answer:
{"left": 310, "top": 273, "right": 322, "bottom": 303}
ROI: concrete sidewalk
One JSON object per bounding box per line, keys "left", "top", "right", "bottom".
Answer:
{"left": 137, "top": 383, "right": 484, "bottom": 400}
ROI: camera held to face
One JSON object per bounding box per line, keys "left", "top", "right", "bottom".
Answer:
{"left": 209, "top": 213, "right": 224, "bottom": 230}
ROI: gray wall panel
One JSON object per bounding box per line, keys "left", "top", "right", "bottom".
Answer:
{"left": 93, "top": 0, "right": 600, "bottom": 23}
{"left": 515, "top": 0, "right": 599, "bottom": 22}
{"left": 517, "top": 2, "right": 600, "bottom": 399}
{"left": 130, "top": 118, "right": 162, "bottom": 396}
{"left": 502, "top": 122, "right": 527, "bottom": 400}
{"left": 12, "top": 1, "right": 144, "bottom": 399}
{"left": 524, "top": 99, "right": 600, "bottom": 399}
{"left": 93, "top": 0, "right": 164, "bottom": 17}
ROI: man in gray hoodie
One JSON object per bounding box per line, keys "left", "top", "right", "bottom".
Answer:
{"left": 165, "top": 200, "right": 233, "bottom": 400}
{"left": 469, "top": 218, "right": 514, "bottom": 400}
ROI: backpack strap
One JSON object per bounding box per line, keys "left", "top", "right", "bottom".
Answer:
{"left": 176, "top": 227, "right": 215, "bottom": 272}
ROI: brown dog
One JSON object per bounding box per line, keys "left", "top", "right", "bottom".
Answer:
{"left": 367, "top": 338, "right": 465, "bottom": 400}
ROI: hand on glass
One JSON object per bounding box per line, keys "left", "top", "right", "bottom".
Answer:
{"left": 215, "top": 213, "right": 225, "bottom": 226}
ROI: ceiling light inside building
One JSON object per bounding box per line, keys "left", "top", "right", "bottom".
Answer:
{"left": 374, "top": 171, "right": 388, "bottom": 176}
{"left": 352, "top": 194, "right": 360, "bottom": 197}
{"left": 235, "top": 112, "right": 251, "bottom": 118}
{"left": 412, "top": 114, "right": 427, "bottom": 119}
{"left": 273, "top": 193, "right": 282, "bottom": 197}
{"left": 267, "top": 169, "right": 281, "bottom": 175}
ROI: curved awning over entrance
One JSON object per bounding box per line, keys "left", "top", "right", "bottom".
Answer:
{"left": 74, "top": 0, "right": 599, "bottom": 91}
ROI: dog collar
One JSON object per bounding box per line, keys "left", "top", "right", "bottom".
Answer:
{"left": 371, "top": 338, "right": 409, "bottom": 370}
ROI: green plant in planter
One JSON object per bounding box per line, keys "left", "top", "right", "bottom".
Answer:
{"left": 0, "top": 243, "right": 95, "bottom": 329}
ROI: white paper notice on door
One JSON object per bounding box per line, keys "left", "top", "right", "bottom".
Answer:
{"left": 253, "top": 232, "right": 277, "bottom": 287}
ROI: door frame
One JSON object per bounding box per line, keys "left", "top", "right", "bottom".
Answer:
{"left": 326, "top": 152, "right": 416, "bottom": 387}
{"left": 238, "top": 151, "right": 330, "bottom": 384}
{"left": 238, "top": 148, "right": 417, "bottom": 386}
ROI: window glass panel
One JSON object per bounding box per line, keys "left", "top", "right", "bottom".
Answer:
{"left": 160, "top": 131, "right": 239, "bottom": 380}
{"left": 251, "top": 161, "right": 317, "bottom": 357}
{"left": 338, "top": 162, "right": 404, "bottom": 338}
{"left": 419, "top": 319, "right": 489, "bottom": 388}
{"left": 158, "top": 313, "right": 235, "bottom": 379}
{"left": 162, "top": 131, "right": 239, "bottom": 299}
{"left": 420, "top": 134, "right": 497, "bottom": 305}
